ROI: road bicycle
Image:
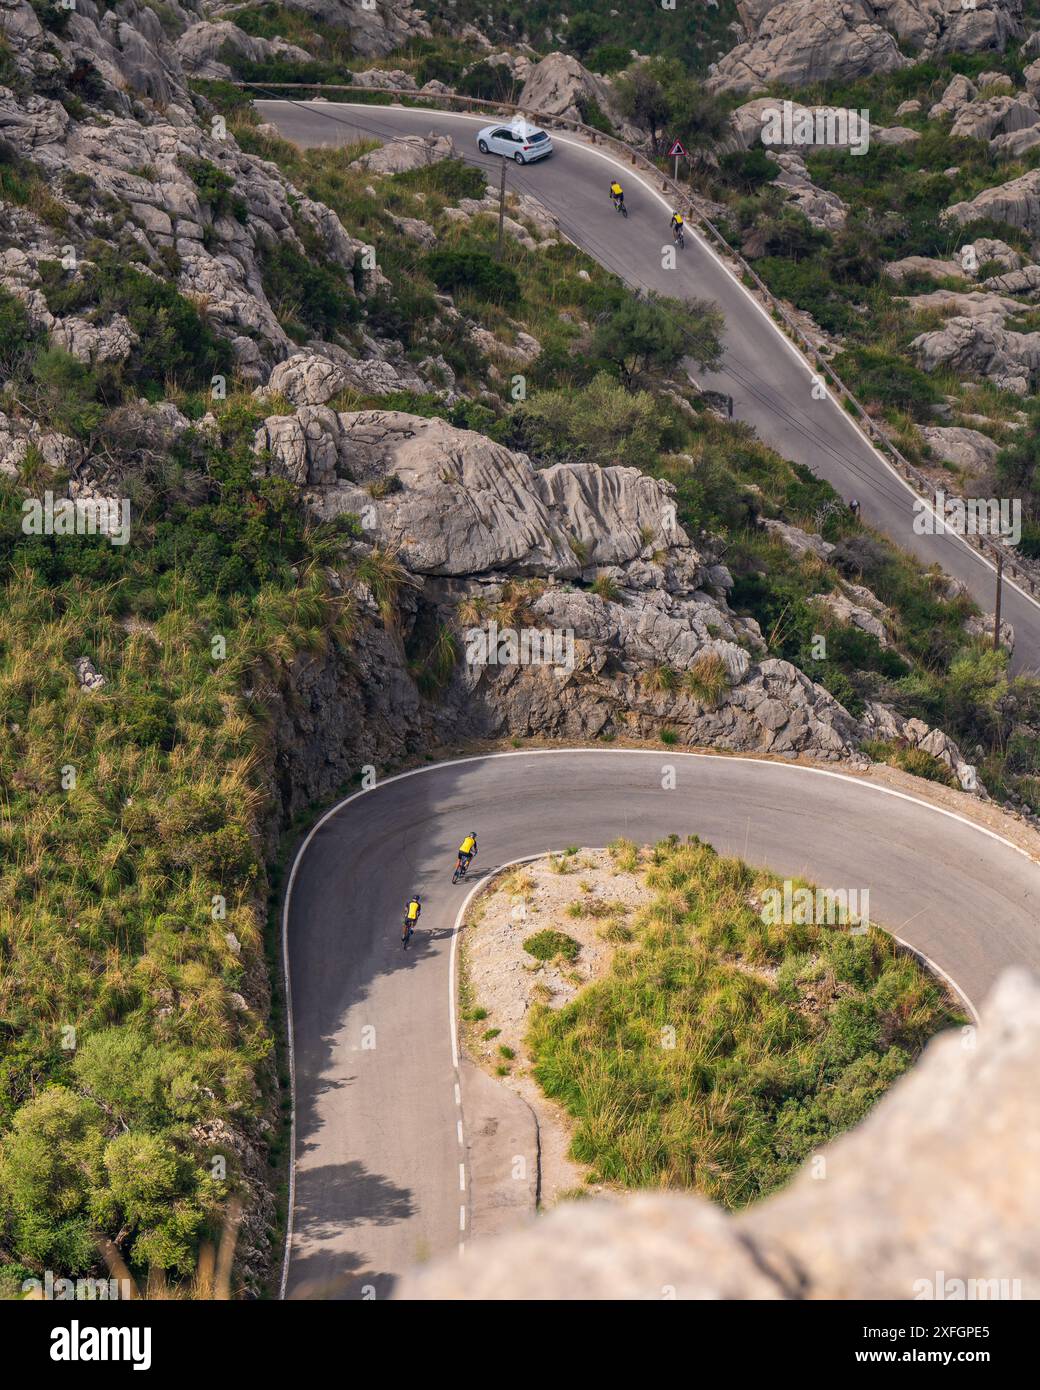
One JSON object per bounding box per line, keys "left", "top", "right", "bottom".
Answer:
{"left": 611, "top": 192, "right": 628, "bottom": 218}
{"left": 671, "top": 223, "right": 685, "bottom": 249}
{"left": 452, "top": 853, "right": 473, "bottom": 885}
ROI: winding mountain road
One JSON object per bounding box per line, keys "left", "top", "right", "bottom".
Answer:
{"left": 280, "top": 750, "right": 1040, "bottom": 1300}
{"left": 258, "top": 98, "right": 1040, "bottom": 675}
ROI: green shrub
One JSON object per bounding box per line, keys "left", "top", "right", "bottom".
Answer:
{"left": 258, "top": 238, "right": 360, "bottom": 340}
{"left": 391, "top": 157, "right": 486, "bottom": 202}
{"left": 833, "top": 346, "right": 943, "bottom": 422}
{"left": 37, "top": 254, "right": 232, "bottom": 393}
{"left": 590, "top": 290, "right": 722, "bottom": 382}
{"left": 517, "top": 372, "right": 682, "bottom": 470}
{"left": 587, "top": 43, "right": 633, "bottom": 75}
{"left": 182, "top": 157, "right": 248, "bottom": 222}
{"left": 424, "top": 248, "right": 520, "bottom": 305}
{"left": 523, "top": 929, "right": 581, "bottom": 963}
{"left": 29, "top": 348, "right": 103, "bottom": 437}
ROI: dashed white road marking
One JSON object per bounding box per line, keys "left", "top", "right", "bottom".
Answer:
{"left": 279, "top": 748, "right": 1027, "bottom": 1294}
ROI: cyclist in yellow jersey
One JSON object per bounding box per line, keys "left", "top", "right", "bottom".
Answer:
{"left": 609, "top": 180, "right": 624, "bottom": 210}
{"left": 458, "top": 832, "right": 477, "bottom": 870}
{"left": 402, "top": 892, "right": 421, "bottom": 947}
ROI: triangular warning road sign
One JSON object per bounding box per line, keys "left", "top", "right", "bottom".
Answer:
{"left": 667, "top": 139, "right": 687, "bottom": 157}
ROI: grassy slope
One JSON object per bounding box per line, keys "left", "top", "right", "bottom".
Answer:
{"left": 529, "top": 836, "right": 964, "bottom": 1206}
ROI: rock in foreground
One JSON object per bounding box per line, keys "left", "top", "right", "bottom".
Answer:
{"left": 398, "top": 970, "right": 1040, "bottom": 1299}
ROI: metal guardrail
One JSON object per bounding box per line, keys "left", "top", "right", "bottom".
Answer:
{"left": 240, "top": 81, "right": 1038, "bottom": 599}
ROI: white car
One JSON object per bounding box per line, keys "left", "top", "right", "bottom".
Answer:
{"left": 476, "top": 122, "right": 553, "bottom": 164}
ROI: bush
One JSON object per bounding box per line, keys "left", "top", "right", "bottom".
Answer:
{"left": 833, "top": 347, "right": 943, "bottom": 422}
{"left": 517, "top": 372, "right": 682, "bottom": 470}
{"left": 391, "top": 157, "right": 486, "bottom": 203}
{"left": 456, "top": 61, "right": 516, "bottom": 101}
{"left": 258, "top": 238, "right": 360, "bottom": 340}
{"left": 590, "top": 291, "right": 723, "bottom": 382}
{"left": 755, "top": 258, "right": 859, "bottom": 336}
{"left": 523, "top": 929, "right": 581, "bottom": 963}
{"left": 587, "top": 43, "right": 633, "bottom": 75}
{"left": 37, "top": 253, "right": 232, "bottom": 393}
{"left": 29, "top": 348, "right": 103, "bottom": 437}
{"left": 0, "top": 286, "right": 37, "bottom": 373}
{"left": 719, "top": 147, "right": 775, "bottom": 194}
{"left": 424, "top": 248, "right": 520, "bottom": 305}
{"left": 182, "top": 157, "right": 248, "bottom": 223}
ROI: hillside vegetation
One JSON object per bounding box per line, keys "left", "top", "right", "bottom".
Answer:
{"left": 529, "top": 836, "right": 964, "bottom": 1205}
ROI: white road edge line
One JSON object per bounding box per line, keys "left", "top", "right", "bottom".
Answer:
{"left": 264, "top": 99, "right": 1040, "bottom": 622}
{"left": 278, "top": 746, "right": 1031, "bottom": 1295}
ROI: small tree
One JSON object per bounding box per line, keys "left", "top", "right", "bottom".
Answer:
{"left": 591, "top": 292, "right": 723, "bottom": 384}
{"left": 614, "top": 60, "right": 673, "bottom": 154}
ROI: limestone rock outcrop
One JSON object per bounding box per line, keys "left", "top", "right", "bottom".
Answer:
{"left": 709, "top": 1, "right": 910, "bottom": 95}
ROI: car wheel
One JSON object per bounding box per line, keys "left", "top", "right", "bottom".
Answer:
{"left": 514, "top": 152, "right": 525, "bottom": 164}
{"left": 478, "top": 139, "right": 489, "bottom": 153}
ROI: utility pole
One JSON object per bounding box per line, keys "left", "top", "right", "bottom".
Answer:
{"left": 993, "top": 547, "right": 1004, "bottom": 651}
{"left": 496, "top": 156, "right": 507, "bottom": 260}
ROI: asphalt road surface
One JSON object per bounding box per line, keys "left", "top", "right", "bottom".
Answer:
{"left": 280, "top": 750, "right": 1040, "bottom": 1299}
{"left": 257, "top": 99, "right": 1040, "bottom": 675}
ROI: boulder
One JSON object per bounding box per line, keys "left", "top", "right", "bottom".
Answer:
{"left": 708, "top": 1, "right": 910, "bottom": 95}
{"left": 262, "top": 351, "right": 349, "bottom": 407}
{"left": 982, "top": 263, "right": 1040, "bottom": 294}
{"left": 352, "top": 132, "right": 457, "bottom": 174}
{"left": 945, "top": 169, "right": 1040, "bottom": 237}
{"left": 910, "top": 314, "right": 1040, "bottom": 394}
{"left": 770, "top": 152, "right": 848, "bottom": 229}
{"left": 517, "top": 53, "right": 639, "bottom": 141}
{"left": 299, "top": 410, "right": 690, "bottom": 577}
{"left": 921, "top": 425, "right": 1000, "bottom": 474}
{"left": 175, "top": 21, "right": 312, "bottom": 81}
{"left": 883, "top": 254, "right": 965, "bottom": 283}
{"left": 808, "top": 590, "right": 889, "bottom": 645}
{"left": 50, "top": 314, "right": 136, "bottom": 365}
{"left": 350, "top": 68, "right": 418, "bottom": 91}
{"left": 762, "top": 518, "right": 835, "bottom": 560}
{"left": 949, "top": 94, "right": 1040, "bottom": 143}
{"left": 929, "top": 73, "right": 977, "bottom": 119}
{"left": 280, "top": 0, "right": 430, "bottom": 59}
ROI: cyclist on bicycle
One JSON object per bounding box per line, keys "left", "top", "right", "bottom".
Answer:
{"left": 457, "top": 832, "right": 477, "bottom": 874}
{"left": 609, "top": 180, "right": 624, "bottom": 210}
{"left": 402, "top": 892, "right": 421, "bottom": 944}
{"left": 669, "top": 210, "right": 684, "bottom": 240}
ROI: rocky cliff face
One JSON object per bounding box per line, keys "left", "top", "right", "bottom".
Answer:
{"left": 245, "top": 393, "right": 977, "bottom": 775}
{"left": 711, "top": 0, "right": 1023, "bottom": 94}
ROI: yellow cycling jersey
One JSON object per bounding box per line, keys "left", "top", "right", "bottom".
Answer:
{"left": 407, "top": 900, "right": 420, "bottom": 921}
{"left": 673, "top": 215, "right": 684, "bottom": 225}
{"left": 459, "top": 836, "right": 476, "bottom": 856}
{"left": 610, "top": 183, "right": 623, "bottom": 196}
